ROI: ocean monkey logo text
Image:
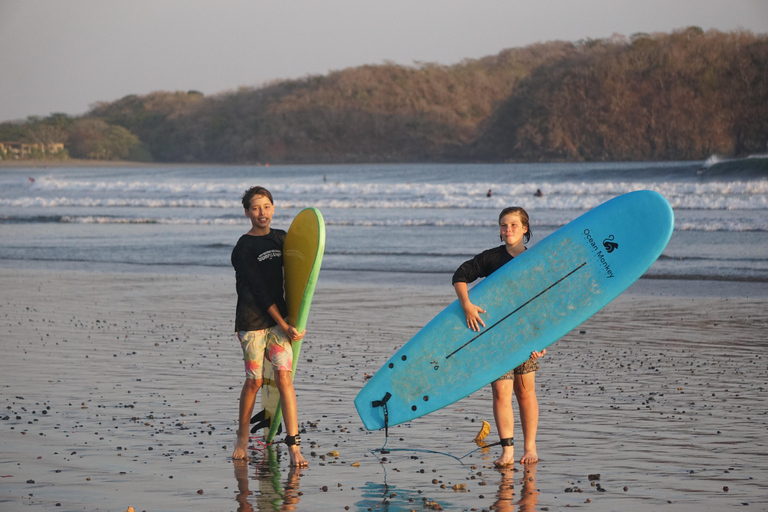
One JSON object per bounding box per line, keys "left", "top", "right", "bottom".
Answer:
{"left": 583, "top": 229, "right": 616, "bottom": 279}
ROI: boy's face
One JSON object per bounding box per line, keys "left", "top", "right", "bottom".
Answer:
{"left": 245, "top": 194, "right": 274, "bottom": 233}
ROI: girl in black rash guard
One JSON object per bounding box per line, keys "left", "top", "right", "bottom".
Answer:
{"left": 452, "top": 206, "right": 546, "bottom": 466}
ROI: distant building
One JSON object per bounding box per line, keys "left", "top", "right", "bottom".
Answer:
{"left": 0, "top": 141, "right": 66, "bottom": 159}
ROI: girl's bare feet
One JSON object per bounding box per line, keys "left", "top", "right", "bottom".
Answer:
{"left": 520, "top": 449, "right": 538, "bottom": 464}
{"left": 494, "top": 445, "right": 515, "bottom": 467}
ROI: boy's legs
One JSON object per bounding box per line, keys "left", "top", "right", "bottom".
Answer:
{"left": 233, "top": 329, "right": 269, "bottom": 460}
{"left": 491, "top": 378, "right": 515, "bottom": 466}
{"left": 514, "top": 371, "right": 539, "bottom": 464}
{"left": 233, "top": 377, "right": 262, "bottom": 460}
{"left": 275, "top": 369, "right": 308, "bottom": 467}
{"left": 266, "top": 327, "right": 308, "bottom": 467}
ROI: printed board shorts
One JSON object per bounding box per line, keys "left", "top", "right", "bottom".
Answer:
{"left": 237, "top": 326, "right": 293, "bottom": 380}
{"left": 495, "top": 357, "right": 540, "bottom": 381}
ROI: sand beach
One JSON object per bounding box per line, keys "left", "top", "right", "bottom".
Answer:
{"left": 1, "top": 267, "right": 766, "bottom": 511}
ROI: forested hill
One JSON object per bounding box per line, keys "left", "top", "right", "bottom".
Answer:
{"left": 4, "top": 28, "right": 767, "bottom": 164}
{"left": 86, "top": 40, "right": 563, "bottom": 163}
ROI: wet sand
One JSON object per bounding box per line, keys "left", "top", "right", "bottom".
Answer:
{"left": 1, "top": 268, "right": 766, "bottom": 511}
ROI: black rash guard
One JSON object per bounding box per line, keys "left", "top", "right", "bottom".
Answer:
{"left": 452, "top": 245, "right": 515, "bottom": 285}
{"left": 231, "top": 229, "right": 287, "bottom": 332}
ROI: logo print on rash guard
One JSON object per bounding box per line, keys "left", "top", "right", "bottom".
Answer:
{"left": 258, "top": 249, "right": 282, "bottom": 262}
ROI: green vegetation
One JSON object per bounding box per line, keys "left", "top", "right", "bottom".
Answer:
{"left": 0, "top": 112, "right": 148, "bottom": 161}
{"left": 2, "top": 28, "right": 766, "bottom": 164}
{"left": 473, "top": 28, "right": 768, "bottom": 162}
{"left": 66, "top": 119, "right": 151, "bottom": 161}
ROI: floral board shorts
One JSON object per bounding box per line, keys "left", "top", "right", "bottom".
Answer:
{"left": 495, "top": 357, "right": 540, "bottom": 381}
{"left": 237, "top": 326, "right": 293, "bottom": 380}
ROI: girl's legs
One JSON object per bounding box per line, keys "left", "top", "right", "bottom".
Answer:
{"left": 514, "top": 371, "right": 539, "bottom": 463}
{"left": 491, "top": 379, "right": 515, "bottom": 466}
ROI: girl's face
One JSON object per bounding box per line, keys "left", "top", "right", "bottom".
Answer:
{"left": 499, "top": 212, "right": 528, "bottom": 248}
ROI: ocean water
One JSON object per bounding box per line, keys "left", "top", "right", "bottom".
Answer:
{"left": 1, "top": 162, "right": 767, "bottom": 282}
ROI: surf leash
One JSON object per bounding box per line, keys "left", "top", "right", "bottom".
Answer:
{"left": 247, "top": 433, "right": 300, "bottom": 453}
{"left": 371, "top": 392, "right": 392, "bottom": 450}
{"left": 370, "top": 390, "right": 503, "bottom": 463}
{"left": 370, "top": 391, "right": 505, "bottom": 463}
{"left": 370, "top": 441, "right": 503, "bottom": 465}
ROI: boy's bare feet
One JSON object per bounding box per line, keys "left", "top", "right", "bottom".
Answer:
{"left": 494, "top": 445, "right": 515, "bottom": 467}
{"left": 232, "top": 431, "right": 250, "bottom": 460}
{"left": 288, "top": 445, "right": 308, "bottom": 467}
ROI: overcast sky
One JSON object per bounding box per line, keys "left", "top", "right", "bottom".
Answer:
{"left": 1, "top": 0, "right": 766, "bottom": 123}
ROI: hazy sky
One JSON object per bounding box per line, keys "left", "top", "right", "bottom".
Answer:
{"left": 1, "top": 0, "right": 766, "bottom": 123}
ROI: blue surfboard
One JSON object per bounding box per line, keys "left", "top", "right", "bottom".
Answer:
{"left": 355, "top": 190, "right": 674, "bottom": 431}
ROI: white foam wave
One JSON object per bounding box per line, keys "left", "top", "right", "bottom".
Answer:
{"left": 4, "top": 197, "right": 236, "bottom": 208}
{"left": 3, "top": 175, "right": 762, "bottom": 215}
{"left": 59, "top": 216, "right": 244, "bottom": 225}
{"left": 47, "top": 215, "right": 766, "bottom": 232}
{"left": 703, "top": 154, "right": 723, "bottom": 167}
{"left": 5, "top": 189, "right": 767, "bottom": 211}
{"left": 22, "top": 178, "right": 767, "bottom": 204}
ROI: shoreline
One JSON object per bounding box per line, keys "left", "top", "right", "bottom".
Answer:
{"left": 2, "top": 259, "right": 767, "bottom": 298}
{"left": 0, "top": 158, "right": 156, "bottom": 168}
{"left": 1, "top": 268, "right": 766, "bottom": 511}
{"left": 0, "top": 157, "right": 710, "bottom": 169}
{"left": 3, "top": 156, "right": 767, "bottom": 171}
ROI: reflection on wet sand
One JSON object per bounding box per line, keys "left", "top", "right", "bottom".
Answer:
{"left": 493, "top": 463, "right": 539, "bottom": 512}
{"left": 234, "top": 446, "right": 303, "bottom": 511}
{"left": 355, "top": 478, "right": 426, "bottom": 510}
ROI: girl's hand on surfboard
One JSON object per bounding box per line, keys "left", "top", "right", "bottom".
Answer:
{"left": 462, "top": 303, "right": 487, "bottom": 332}
{"left": 531, "top": 349, "right": 547, "bottom": 359}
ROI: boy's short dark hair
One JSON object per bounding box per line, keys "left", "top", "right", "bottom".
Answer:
{"left": 242, "top": 186, "right": 274, "bottom": 209}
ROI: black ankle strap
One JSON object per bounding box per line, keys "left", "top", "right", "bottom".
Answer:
{"left": 284, "top": 434, "right": 301, "bottom": 446}
{"left": 500, "top": 437, "right": 514, "bottom": 446}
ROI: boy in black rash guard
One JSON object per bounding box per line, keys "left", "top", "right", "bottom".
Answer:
{"left": 231, "top": 186, "right": 307, "bottom": 467}
{"left": 452, "top": 206, "right": 545, "bottom": 467}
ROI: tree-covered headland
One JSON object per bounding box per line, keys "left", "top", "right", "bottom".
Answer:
{"left": 2, "top": 28, "right": 766, "bottom": 164}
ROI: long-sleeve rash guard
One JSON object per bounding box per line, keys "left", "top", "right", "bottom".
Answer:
{"left": 452, "top": 245, "right": 514, "bottom": 285}
{"left": 231, "top": 229, "right": 288, "bottom": 332}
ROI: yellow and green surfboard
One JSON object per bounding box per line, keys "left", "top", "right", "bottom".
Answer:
{"left": 253, "top": 207, "right": 325, "bottom": 443}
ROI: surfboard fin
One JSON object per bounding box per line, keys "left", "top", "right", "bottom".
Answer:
{"left": 249, "top": 409, "right": 270, "bottom": 433}
{"left": 250, "top": 418, "right": 270, "bottom": 434}
{"left": 250, "top": 409, "right": 267, "bottom": 424}
{"left": 248, "top": 409, "right": 285, "bottom": 435}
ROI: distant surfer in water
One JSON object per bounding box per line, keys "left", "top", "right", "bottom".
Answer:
{"left": 231, "top": 186, "right": 308, "bottom": 467}
{"left": 452, "top": 206, "right": 545, "bottom": 466}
